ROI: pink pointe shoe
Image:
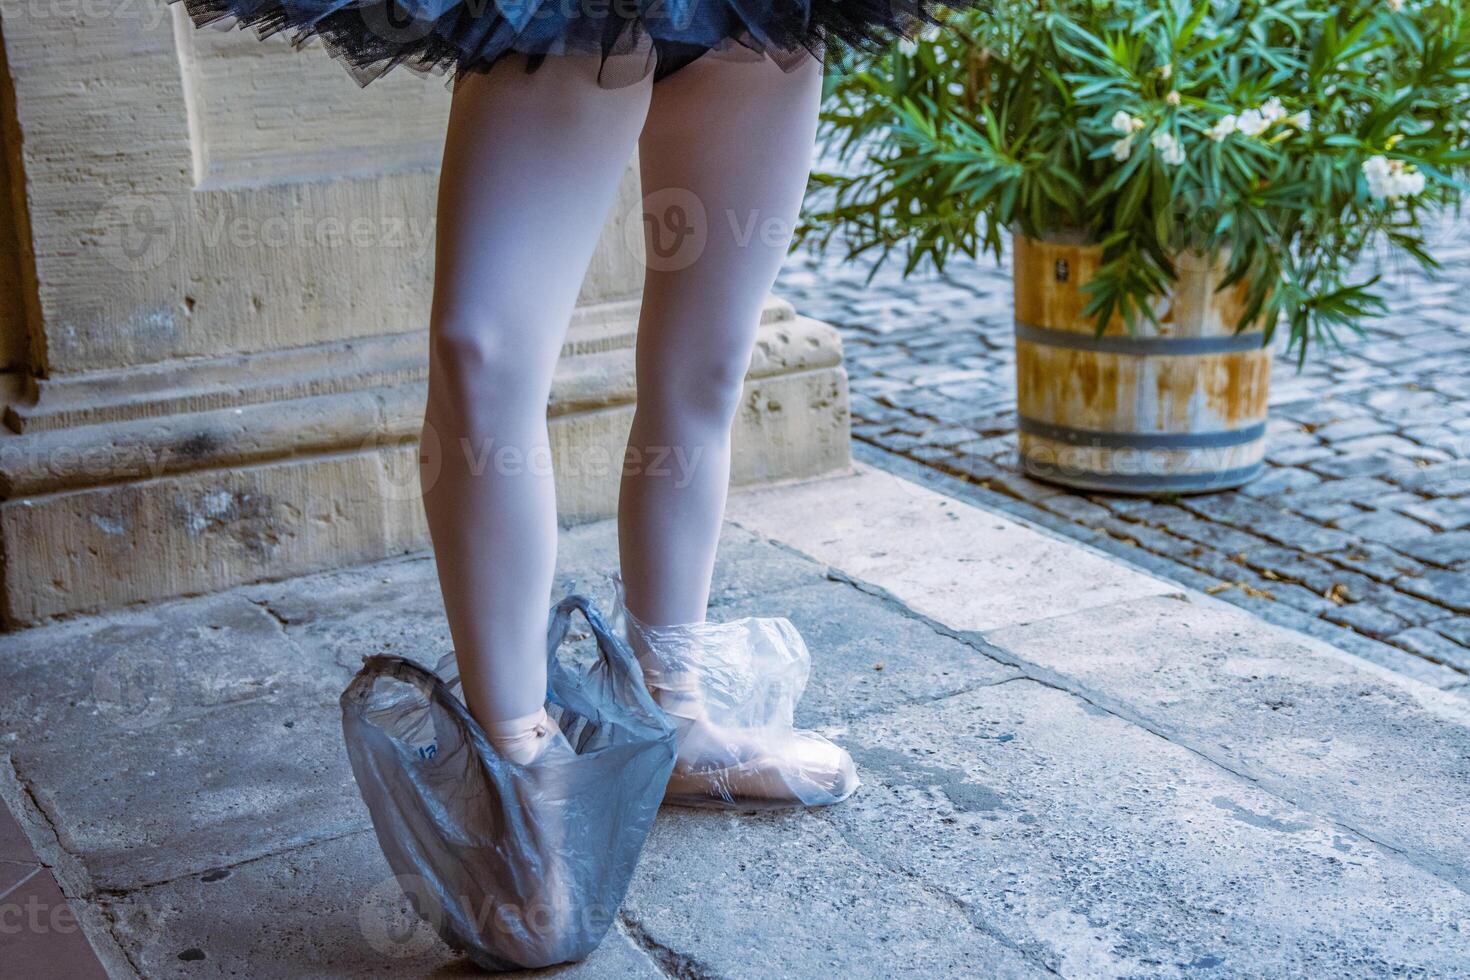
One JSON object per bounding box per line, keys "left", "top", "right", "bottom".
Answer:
{"left": 613, "top": 582, "right": 858, "bottom": 809}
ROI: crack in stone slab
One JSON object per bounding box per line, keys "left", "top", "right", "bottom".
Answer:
{"left": 249, "top": 596, "right": 293, "bottom": 631}
{"left": 616, "top": 912, "right": 726, "bottom": 980}
{"left": 815, "top": 808, "right": 1062, "bottom": 977}
{"left": 0, "top": 754, "right": 86, "bottom": 889}
{"left": 822, "top": 672, "right": 1027, "bottom": 729}
{"left": 91, "top": 826, "right": 375, "bottom": 898}
{"left": 247, "top": 592, "right": 358, "bottom": 685}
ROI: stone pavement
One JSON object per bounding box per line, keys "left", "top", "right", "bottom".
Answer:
{"left": 778, "top": 216, "right": 1470, "bottom": 694}
{"left": 3, "top": 465, "right": 1469, "bottom": 978}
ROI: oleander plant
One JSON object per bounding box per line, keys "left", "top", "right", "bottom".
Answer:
{"left": 803, "top": 0, "right": 1470, "bottom": 358}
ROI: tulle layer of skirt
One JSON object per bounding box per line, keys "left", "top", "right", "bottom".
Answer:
{"left": 175, "top": 0, "right": 975, "bottom": 87}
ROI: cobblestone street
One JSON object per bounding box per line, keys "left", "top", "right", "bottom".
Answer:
{"left": 778, "top": 217, "right": 1470, "bottom": 694}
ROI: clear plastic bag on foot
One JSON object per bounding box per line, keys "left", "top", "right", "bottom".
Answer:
{"left": 340, "top": 594, "right": 677, "bottom": 971}
{"left": 610, "top": 579, "right": 859, "bottom": 810}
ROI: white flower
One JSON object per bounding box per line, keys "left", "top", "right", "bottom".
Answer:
{"left": 1166, "top": 91, "right": 1182, "bottom": 107}
{"left": 1236, "top": 108, "right": 1268, "bottom": 136}
{"left": 1387, "top": 0, "right": 1403, "bottom": 10}
{"left": 1363, "top": 155, "right": 1427, "bottom": 202}
{"left": 1112, "top": 137, "right": 1135, "bottom": 162}
{"left": 1231, "top": 99, "right": 1293, "bottom": 138}
{"left": 1151, "top": 131, "right": 1186, "bottom": 165}
{"left": 1286, "top": 111, "right": 1310, "bottom": 131}
{"left": 1206, "top": 114, "right": 1238, "bottom": 142}
{"left": 1159, "top": 63, "right": 1174, "bottom": 81}
{"left": 1362, "top": 155, "right": 1393, "bottom": 183}
{"left": 1111, "top": 110, "right": 1145, "bottom": 134}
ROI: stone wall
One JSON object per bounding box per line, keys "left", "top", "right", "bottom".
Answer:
{"left": 0, "top": 7, "right": 851, "bottom": 625}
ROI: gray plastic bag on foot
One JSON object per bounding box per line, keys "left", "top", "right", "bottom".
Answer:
{"left": 340, "top": 594, "right": 677, "bottom": 971}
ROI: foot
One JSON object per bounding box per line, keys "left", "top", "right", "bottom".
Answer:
{"left": 481, "top": 706, "right": 579, "bottom": 962}
{"left": 483, "top": 706, "right": 576, "bottom": 767}
{"left": 617, "top": 595, "right": 859, "bottom": 809}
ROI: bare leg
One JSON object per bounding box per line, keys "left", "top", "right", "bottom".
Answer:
{"left": 618, "top": 51, "right": 825, "bottom": 626}
{"left": 423, "top": 56, "right": 651, "bottom": 733}
{"left": 614, "top": 52, "right": 854, "bottom": 808}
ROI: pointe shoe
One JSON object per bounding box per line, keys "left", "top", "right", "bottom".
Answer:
{"left": 482, "top": 706, "right": 578, "bottom": 960}
{"left": 483, "top": 706, "right": 576, "bottom": 767}
{"left": 616, "top": 594, "right": 859, "bottom": 809}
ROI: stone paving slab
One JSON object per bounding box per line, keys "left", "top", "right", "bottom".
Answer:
{"left": 0, "top": 593, "right": 339, "bottom": 749}
{"left": 240, "top": 556, "right": 450, "bottom": 680}
{"left": 621, "top": 808, "right": 1041, "bottom": 978}
{"left": 726, "top": 466, "right": 1173, "bottom": 633}
{"left": 103, "top": 832, "right": 666, "bottom": 980}
{"left": 863, "top": 441, "right": 1470, "bottom": 693}
{"left": 736, "top": 471, "right": 1470, "bottom": 890}
{"left": 17, "top": 692, "right": 365, "bottom": 893}
{"left": 233, "top": 522, "right": 829, "bottom": 688}
{"left": 834, "top": 680, "right": 1470, "bottom": 977}
{"left": 985, "top": 594, "right": 1470, "bottom": 893}
{"left": 716, "top": 578, "right": 1021, "bottom": 727}
{"left": 546, "top": 519, "right": 829, "bottom": 616}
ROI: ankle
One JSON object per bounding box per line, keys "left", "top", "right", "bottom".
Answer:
{"left": 623, "top": 620, "right": 710, "bottom": 721}
{"left": 483, "top": 706, "right": 563, "bottom": 765}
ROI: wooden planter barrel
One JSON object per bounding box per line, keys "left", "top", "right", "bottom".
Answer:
{"left": 1012, "top": 235, "right": 1271, "bottom": 494}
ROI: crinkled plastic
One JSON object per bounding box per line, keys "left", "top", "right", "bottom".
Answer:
{"left": 610, "top": 579, "right": 859, "bottom": 809}
{"left": 340, "top": 594, "right": 677, "bottom": 972}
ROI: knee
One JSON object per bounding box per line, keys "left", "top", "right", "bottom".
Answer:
{"left": 643, "top": 351, "right": 751, "bottom": 428}
{"left": 427, "top": 314, "right": 552, "bottom": 427}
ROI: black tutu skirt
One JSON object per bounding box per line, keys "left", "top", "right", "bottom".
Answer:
{"left": 176, "top": 0, "right": 976, "bottom": 87}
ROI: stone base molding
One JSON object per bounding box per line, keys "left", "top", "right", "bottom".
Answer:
{"left": 0, "top": 298, "right": 851, "bottom": 625}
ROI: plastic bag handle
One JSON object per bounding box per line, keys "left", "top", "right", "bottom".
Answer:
{"left": 342, "top": 594, "right": 669, "bottom": 757}
{"left": 545, "top": 594, "right": 667, "bottom": 723}
{"left": 343, "top": 596, "right": 638, "bottom": 717}
{"left": 344, "top": 654, "right": 503, "bottom": 761}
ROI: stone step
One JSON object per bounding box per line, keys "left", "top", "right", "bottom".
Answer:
{"left": 732, "top": 465, "right": 1470, "bottom": 898}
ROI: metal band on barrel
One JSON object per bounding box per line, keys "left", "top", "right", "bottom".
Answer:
{"left": 1014, "top": 320, "right": 1267, "bottom": 356}
{"left": 1018, "top": 458, "right": 1266, "bottom": 493}
{"left": 1017, "top": 416, "right": 1267, "bottom": 449}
